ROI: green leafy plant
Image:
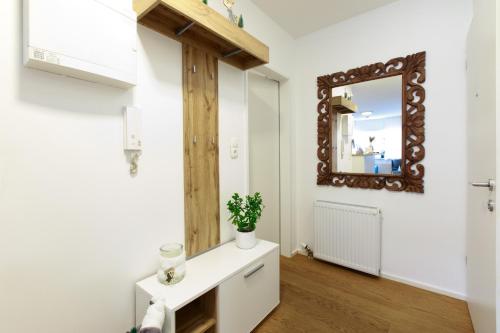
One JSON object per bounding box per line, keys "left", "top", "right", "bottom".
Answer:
{"left": 227, "top": 192, "right": 264, "bottom": 232}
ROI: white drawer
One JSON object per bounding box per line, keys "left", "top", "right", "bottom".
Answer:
{"left": 217, "top": 247, "right": 280, "bottom": 333}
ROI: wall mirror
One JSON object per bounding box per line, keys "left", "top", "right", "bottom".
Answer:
{"left": 317, "top": 52, "right": 426, "bottom": 193}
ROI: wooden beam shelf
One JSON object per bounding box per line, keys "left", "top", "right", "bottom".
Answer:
{"left": 331, "top": 96, "right": 358, "bottom": 114}
{"left": 134, "top": 0, "right": 270, "bottom": 70}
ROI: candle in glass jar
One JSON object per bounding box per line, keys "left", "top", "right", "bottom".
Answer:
{"left": 157, "top": 243, "right": 186, "bottom": 285}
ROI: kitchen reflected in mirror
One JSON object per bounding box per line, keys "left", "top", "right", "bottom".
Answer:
{"left": 333, "top": 75, "right": 402, "bottom": 175}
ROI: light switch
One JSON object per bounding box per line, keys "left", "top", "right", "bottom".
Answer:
{"left": 230, "top": 137, "right": 239, "bottom": 159}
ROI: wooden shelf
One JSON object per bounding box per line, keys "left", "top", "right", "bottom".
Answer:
{"left": 176, "top": 313, "right": 216, "bottom": 333}
{"left": 331, "top": 96, "right": 358, "bottom": 114}
{"left": 134, "top": 0, "right": 269, "bottom": 70}
{"left": 175, "top": 288, "right": 217, "bottom": 333}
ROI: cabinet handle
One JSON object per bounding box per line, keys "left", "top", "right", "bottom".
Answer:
{"left": 244, "top": 263, "right": 264, "bottom": 279}
{"left": 193, "top": 136, "right": 197, "bottom": 144}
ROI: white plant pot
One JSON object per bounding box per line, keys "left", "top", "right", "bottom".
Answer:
{"left": 235, "top": 230, "right": 257, "bottom": 249}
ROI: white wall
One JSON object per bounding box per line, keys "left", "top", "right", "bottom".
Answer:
{"left": 209, "top": 0, "right": 297, "bottom": 256}
{"left": 0, "top": 1, "right": 249, "bottom": 332}
{"left": 293, "top": 0, "right": 472, "bottom": 298}
{"left": 218, "top": 62, "right": 248, "bottom": 242}
{"left": 354, "top": 116, "right": 402, "bottom": 160}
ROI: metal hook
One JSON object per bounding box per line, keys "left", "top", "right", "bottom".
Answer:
{"left": 130, "top": 152, "right": 140, "bottom": 176}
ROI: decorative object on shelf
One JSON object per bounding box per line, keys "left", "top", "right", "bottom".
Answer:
{"left": 227, "top": 192, "right": 264, "bottom": 249}
{"left": 202, "top": 0, "right": 208, "bottom": 4}
{"left": 367, "top": 136, "right": 375, "bottom": 153}
{"left": 238, "top": 14, "right": 244, "bottom": 28}
{"left": 223, "top": 0, "right": 242, "bottom": 26}
{"left": 157, "top": 243, "right": 186, "bottom": 285}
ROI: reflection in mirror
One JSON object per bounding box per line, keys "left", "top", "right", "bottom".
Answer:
{"left": 333, "top": 75, "right": 402, "bottom": 175}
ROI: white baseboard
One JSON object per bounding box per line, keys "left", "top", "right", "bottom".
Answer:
{"left": 292, "top": 249, "right": 466, "bottom": 300}
{"left": 294, "top": 248, "right": 307, "bottom": 256}
{"left": 282, "top": 248, "right": 300, "bottom": 258}
{"left": 381, "top": 272, "right": 466, "bottom": 301}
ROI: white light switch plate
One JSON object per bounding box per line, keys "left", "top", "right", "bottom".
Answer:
{"left": 230, "top": 137, "right": 239, "bottom": 159}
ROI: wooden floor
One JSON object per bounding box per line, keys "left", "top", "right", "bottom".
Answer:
{"left": 254, "top": 255, "right": 474, "bottom": 333}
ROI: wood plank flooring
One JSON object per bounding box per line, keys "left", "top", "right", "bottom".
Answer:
{"left": 254, "top": 255, "right": 474, "bottom": 333}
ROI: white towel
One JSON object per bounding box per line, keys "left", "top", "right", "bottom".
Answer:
{"left": 139, "top": 298, "right": 165, "bottom": 333}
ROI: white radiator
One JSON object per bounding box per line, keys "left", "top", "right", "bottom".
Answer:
{"left": 313, "top": 201, "right": 382, "bottom": 276}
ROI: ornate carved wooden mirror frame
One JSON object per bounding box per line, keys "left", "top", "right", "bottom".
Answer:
{"left": 317, "top": 52, "right": 426, "bottom": 193}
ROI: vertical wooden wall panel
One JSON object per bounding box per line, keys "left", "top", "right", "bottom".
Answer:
{"left": 183, "top": 44, "right": 220, "bottom": 256}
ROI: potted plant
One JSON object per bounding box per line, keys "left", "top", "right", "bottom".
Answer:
{"left": 227, "top": 192, "right": 264, "bottom": 249}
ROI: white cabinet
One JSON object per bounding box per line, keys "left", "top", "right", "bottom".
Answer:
{"left": 136, "top": 240, "right": 280, "bottom": 333}
{"left": 23, "top": 0, "right": 137, "bottom": 88}
{"left": 218, "top": 248, "right": 279, "bottom": 333}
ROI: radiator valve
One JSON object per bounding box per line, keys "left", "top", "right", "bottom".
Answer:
{"left": 301, "top": 243, "right": 314, "bottom": 259}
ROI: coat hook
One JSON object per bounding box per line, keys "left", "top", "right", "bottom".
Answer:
{"left": 130, "top": 151, "right": 140, "bottom": 176}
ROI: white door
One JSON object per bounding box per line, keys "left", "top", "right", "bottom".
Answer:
{"left": 248, "top": 72, "right": 280, "bottom": 244}
{"left": 466, "top": 0, "right": 496, "bottom": 331}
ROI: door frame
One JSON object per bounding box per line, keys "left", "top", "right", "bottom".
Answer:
{"left": 247, "top": 67, "right": 294, "bottom": 257}
{"left": 248, "top": 71, "right": 281, "bottom": 245}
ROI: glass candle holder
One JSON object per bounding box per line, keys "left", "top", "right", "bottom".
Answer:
{"left": 157, "top": 243, "right": 186, "bottom": 285}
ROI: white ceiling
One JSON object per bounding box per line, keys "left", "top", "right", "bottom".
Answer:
{"left": 349, "top": 75, "right": 402, "bottom": 120}
{"left": 250, "top": 0, "right": 399, "bottom": 38}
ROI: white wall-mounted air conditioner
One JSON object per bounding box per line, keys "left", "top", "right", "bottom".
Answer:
{"left": 23, "top": 0, "right": 137, "bottom": 89}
